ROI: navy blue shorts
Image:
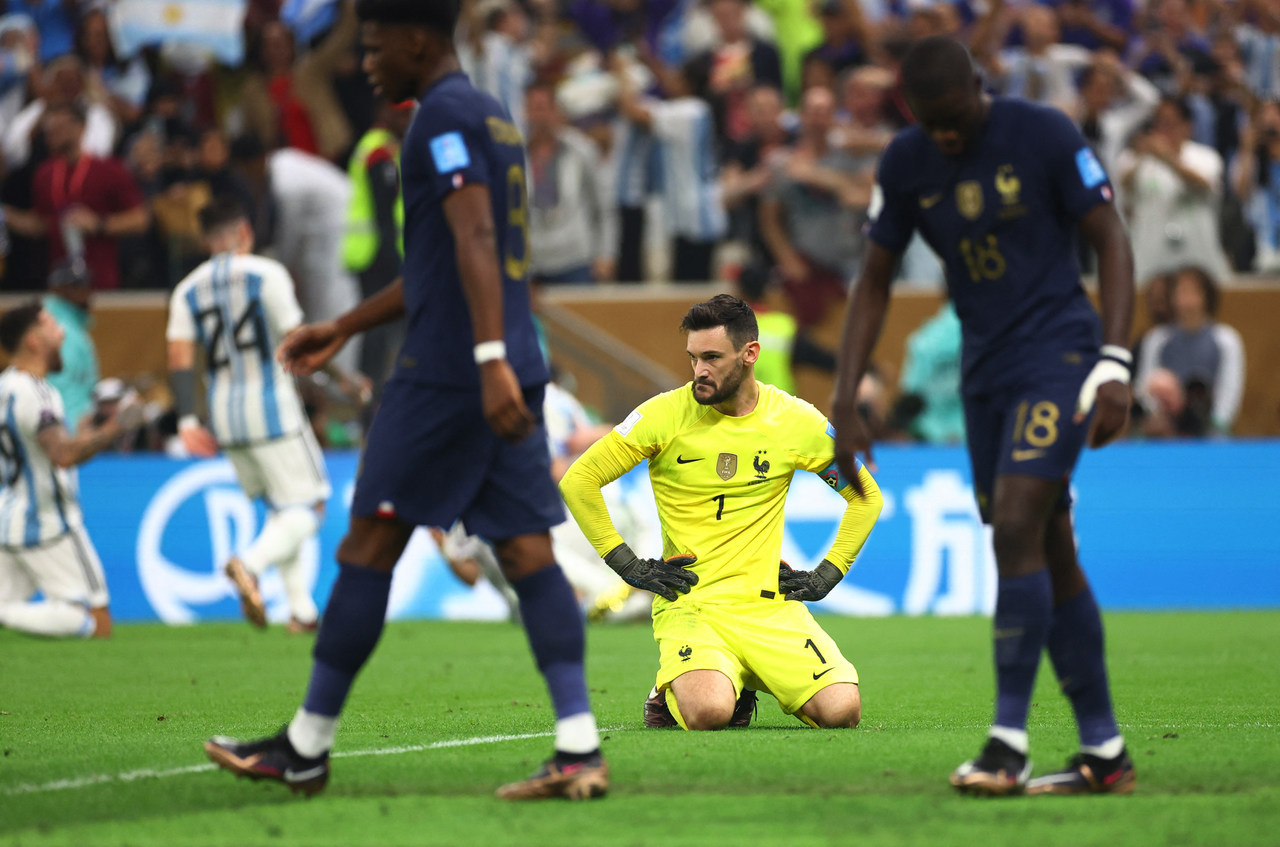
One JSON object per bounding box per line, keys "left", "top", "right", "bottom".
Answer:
{"left": 963, "top": 368, "right": 1092, "bottom": 523}
{"left": 351, "top": 380, "right": 564, "bottom": 540}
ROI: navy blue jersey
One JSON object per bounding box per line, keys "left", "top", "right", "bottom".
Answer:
{"left": 395, "top": 72, "right": 548, "bottom": 388}
{"left": 868, "top": 99, "right": 1109, "bottom": 395}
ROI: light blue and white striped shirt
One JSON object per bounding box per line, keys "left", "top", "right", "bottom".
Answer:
{"left": 0, "top": 368, "right": 82, "bottom": 548}
{"left": 166, "top": 253, "right": 307, "bottom": 447}
{"left": 650, "top": 97, "right": 727, "bottom": 242}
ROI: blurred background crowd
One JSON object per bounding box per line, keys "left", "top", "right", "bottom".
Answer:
{"left": 0, "top": 0, "right": 1266, "bottom": 450}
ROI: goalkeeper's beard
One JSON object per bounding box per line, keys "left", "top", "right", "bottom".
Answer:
{"left": 692, "top": 360, "right": 748, "bottom": 407}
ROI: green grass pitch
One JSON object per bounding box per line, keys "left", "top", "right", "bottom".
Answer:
{"left": 2, "top": 611, "right": 1278, "bottom": 847}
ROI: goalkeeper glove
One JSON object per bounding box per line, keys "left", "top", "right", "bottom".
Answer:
{"left": 778, "top": 560, "right": 843, "bottom": 602}
{"left": 604, "top": 544, "right": 698, "bottom": 602}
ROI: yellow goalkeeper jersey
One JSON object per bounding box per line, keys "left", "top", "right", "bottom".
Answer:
{"left": 560, "top": 381, "right": 882, "bottom": 606}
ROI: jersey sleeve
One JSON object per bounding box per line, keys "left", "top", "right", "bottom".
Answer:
{"left": 16, "top": 379, "right": 63, "bottom": 436}
{"left": 781, "top": 398, "right": 882, "bottom": 572}
{"left": 260, "top": 262, "right": 305, "bottom": 336}
{"left": 558, "top": 392, "right": 678, "bottom": 557}
{"left": 420, "top": 113, "right": 491, "bottom": 197}
{"left": 866, "top": 136, "right": 917, "bottom": 255}
{"left": 1040, "top": 106, "right": 1115, "bottom": 221}
{"left": 166, "top": 281, "right": 197, "bottom": 343}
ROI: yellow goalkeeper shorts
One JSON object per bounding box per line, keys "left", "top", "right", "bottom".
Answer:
{"left": 652, "top": 597, "right": 858, "bottom": 720}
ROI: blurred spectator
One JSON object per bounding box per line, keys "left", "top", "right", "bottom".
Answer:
{"left": 43, "top": 259, "right": 98, "bottom": 431}
{"left": 2, "top": 102, "right": 147, "bottom": 291}
{"left": 681, "top": 0, "right": 777, "bottom": 57}
{"left": 344, "top": 99, "right": 411, "bottom": 388}
{"left": 896, "top": 301, "right": 964, "bottom": 444}
{"left": 1050, "top": 0, "right": 1135, "bottom": 52}
{"left": 758, "top": 85, "right": 871, "bottom": 326}
{"left": 458, "top": 0, "right": 550, "bottom": 137}
{"left": 75, "top": 8, "right": 151, "bottom": 129}
{"left": 4, "top": 56, "right": 117, "bottom": 170}
{"left": 1127, "top": 0, "right": 1212, "bottom": 93}
{"left": 752, "top": 0, "right": 823, "bottom": 102}
{"left": 1137, "top": 266, "right": 1245, "bottom": 434}
{"left": 720, "top": 84, "right": 792, "bottom": 267}
{"left": 0, "top": 14, "right": 37, "bottom": 133}
{"left": 1233, "top": 0, "right": 1280, "bottom": 102}
{"left": 564, "top": 0, "right": 683, "bottom": 56}
{"left": 231, "top": 138, "right": 361, "bottom": 372}
{"left": 118, "top": 128, "right": 170, "bottom": 289}
{"left": 736, "top": 263, "right": 834, "bottom": 395}
{"left": 1135, "top": 366, "right": 1209, "bottom": 437}
{"left": 4, "top": 0, "right": 76, "bottom": 64}
{"left": 1232, "top": 98, "right": 1280, "bottom": 272}
{"left": 804, "top": 0, "right": 870, "bottom": 79}
{"left": 525, "top": 83, "right": 617, "bottom": 285}
{"left": 1074, "top": 50, "right": 1159, "bottom": 193}
{"left": 1131, "top": 270, "right": 1173, "bottom": 382}
{"left": 613, "top": 54, "right": 726, "bottom": 282}
{"left": 684, "top": 0, "right": 783, "bottom": 146}
{"left": 240, "top": 1, "right": 357, "bottom": 162}
{"left": 192, "top": 129, "right": 257, "bottom": 228}
{"left": 973, "top": 0, "right": 1091, "bottom": 112}
{"left": 1118, "top": 96, "right": 1232, "bottom": 283}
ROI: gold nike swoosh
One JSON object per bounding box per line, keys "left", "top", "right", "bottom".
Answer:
{"left": 920, "top": 193, "right": 942, "bottom": 209}
{"left": 1011, "top": 449, "right": 1046, "bottom": 462}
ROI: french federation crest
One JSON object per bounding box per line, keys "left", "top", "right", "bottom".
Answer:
{"left": 956, "top": 180, "right": 984, "bottom": 220}
{"left": 717, "top": 453, "right": 738, "bottom": 481}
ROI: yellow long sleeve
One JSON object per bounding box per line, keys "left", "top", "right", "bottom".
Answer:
{"left": 823, "top": 467, "right": 884, "bottom": 574}
{"left": 559, "top": 431, "right": 647, "bottom": 558}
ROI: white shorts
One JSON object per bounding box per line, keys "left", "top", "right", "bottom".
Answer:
{"left": 226, "top": 428, "right": 331, "bottom": 509}
{"left": 0, "top": 525, "right": 109, "bottom": 608}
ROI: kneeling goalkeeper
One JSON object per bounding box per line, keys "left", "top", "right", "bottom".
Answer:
{"left": 559, "top": 295, "right": 882, "bottom": 730}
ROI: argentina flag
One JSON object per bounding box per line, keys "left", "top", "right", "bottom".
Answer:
{"left": 108, "top": 0, "right": 248, "bottom": 65}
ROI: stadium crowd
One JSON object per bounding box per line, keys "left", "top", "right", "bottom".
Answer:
{"left": 0, "top": 0, "right": 1259, "bottom": 439}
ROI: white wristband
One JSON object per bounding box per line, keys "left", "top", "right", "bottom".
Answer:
{"left": 1100, "top": 344, "right": 1133, "bottom": 367}
{"left": 473, "top": 340, "right": 507, "bottom": 365}
{"left": 178, "top": 414, "right": 201, "bottom": 431}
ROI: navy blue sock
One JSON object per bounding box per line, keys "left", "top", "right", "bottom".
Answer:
{"left": 510, "top": 565, "right": 591, "bottom": 720}
{"left": 992, "top": 570, "right": 1053, "bottom": 732}
{"left": 303, "top": 563, "right": 392, "bottom": 717}
{"left": 1047, "top": 588, "right": 1121, "bottom": 748}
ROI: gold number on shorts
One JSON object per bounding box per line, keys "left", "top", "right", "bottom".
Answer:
{"left": 1015, "top": 400, "right": 1061, "bottom": 448}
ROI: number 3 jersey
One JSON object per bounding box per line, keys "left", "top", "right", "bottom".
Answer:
{"left": 868, "top": 98, "right": 1110, "bottom": 396}
{"left": 560, "top": 382, "right": 881, "bottom": 606}
{"left": 0, "top": 369, "right": 83, "bottom": 547}
{"left": 166, "top": 253, "right": 307, "bottom": 447}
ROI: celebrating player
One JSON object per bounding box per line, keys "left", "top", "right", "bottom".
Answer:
{"left": 202, "top": 0, "right": 607, "bottom": 801}
{"left": 560, "top": 294, "right": 882, "bottom": 731}
{"left": 832, "top": 37, "right": 1136, "bottom": 796}
{"left": 166, "top": 197, "right": 333, "bottom": 632}
{"left": 0, "top": 303, "right": 138, "bottom": 638}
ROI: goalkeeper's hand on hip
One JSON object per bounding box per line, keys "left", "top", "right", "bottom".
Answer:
{"left": 778, "top": 560, "right": 843, "bottom": 603}
{"left": 605, "top": 544, "right": 698, "bottom": 602}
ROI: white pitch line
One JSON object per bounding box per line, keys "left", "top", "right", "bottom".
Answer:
{"left": 6, "top": 720, "right": 1275, "bottom": 798}
{"left": 3, "top": 730, "right": 559, "bottom": 797}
